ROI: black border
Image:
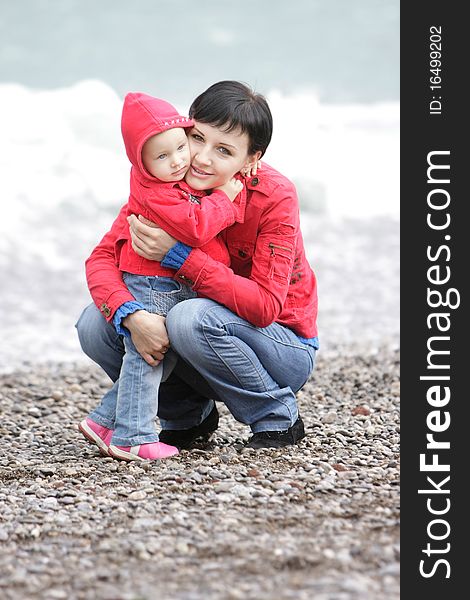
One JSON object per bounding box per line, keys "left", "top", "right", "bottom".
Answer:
{"left": 401, "top": 2, "right": 466, "bottom": 596}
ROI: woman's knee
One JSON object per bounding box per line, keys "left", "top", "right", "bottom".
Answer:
{"left": 75, "top": 303, "right": 121, "bottom": 359}
{"left": 76, "top": 304, "right": 99, "bottom": 355}
{"left": 166, "top": 298, "right": 219, "bottom": 347}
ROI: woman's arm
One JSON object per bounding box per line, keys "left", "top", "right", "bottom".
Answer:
{"left": 174, "top": 211, "right": 297, "bottom": 328}
{"left": 126, "top": 214, "right": 178, "bottom": 261}
{"left": 129, "top": 187, "right": 300, "bottom": 329}
{"left": 85, "top": 204, "right": 170, "bottom": 366}
{"left": 85, "top": 203, "right": 136, "bottom": 319}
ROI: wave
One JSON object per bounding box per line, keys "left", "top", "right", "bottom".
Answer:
{"left": 0, "top": 80, "right": 399, "bottom": 371}
{"left": 265, "top": 89, "right": 399, "bottom": 218}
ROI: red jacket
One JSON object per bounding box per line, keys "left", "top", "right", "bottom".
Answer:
{"left": 116, "top": 92, "right": 242, "bottom": 276}
{"left": 86, "top": 163, "right": 318, "bottom": 339}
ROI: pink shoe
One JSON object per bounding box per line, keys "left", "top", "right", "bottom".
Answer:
{"left": 108, "top": 441, "right": 179, "bottom": 462}
{"left": 78, "top": 418, "right": 114, "bottom": 456}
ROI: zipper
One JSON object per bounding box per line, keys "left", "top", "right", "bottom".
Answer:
{"left": 269, "top": 243, "right": 291, "bottom": 255}
{"left": 268, "top": 243, "right": 292, "bottom": 279}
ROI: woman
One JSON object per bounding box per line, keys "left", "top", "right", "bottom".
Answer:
{"left": 76, "top": 81, "right": 319, "bottom": 450}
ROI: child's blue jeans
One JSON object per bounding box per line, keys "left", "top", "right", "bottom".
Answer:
{"left": 88, "top": 274, "right": 196, "bottom": 446}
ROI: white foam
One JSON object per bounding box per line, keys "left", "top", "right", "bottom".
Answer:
{"left": 0, "top": 80, "right": 127, "bottom": 201}
{"left": 264, "top": 89, "right": 399, "bottom": 219}
{"left": 0, "top": 80, "right": 129, "bottom": 270}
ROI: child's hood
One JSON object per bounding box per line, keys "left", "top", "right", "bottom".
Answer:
{"left": 121, "top": 92, "right": 193, "bottom": 177}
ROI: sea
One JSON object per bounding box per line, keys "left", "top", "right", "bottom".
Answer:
{"left": 0, "top": 0, "right": 399, "bottom": 372}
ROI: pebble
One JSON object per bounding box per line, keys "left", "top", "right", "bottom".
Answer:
{"left": 323, "top": 412, "right": 337, "bottom": 424}
{"left": 47, "top": 590, "right": 68, "bottom": 599}
{"left": 27, "top": 407, "right": 42, "bottom": 418}
{"left": 128, "top": 490, "right": 147, "bottom": 501}
{"left": 39, "top": 467, "right": 56, "bottom": 476}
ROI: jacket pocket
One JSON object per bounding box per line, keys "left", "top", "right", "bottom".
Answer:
{"left": 148, "top": 277, "right": 196, "bottom": 315}
{"left": 227, "top": 240, "right": 255, "bottom": 262}
{"left": 267, "top": 241, "right": 295, "bottom": 281}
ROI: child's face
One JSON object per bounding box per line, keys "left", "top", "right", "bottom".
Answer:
{"left": 185, "top": 122, "right": 261, "bottom": 190}
{"left": 142, "top": 128, "right": 191, "bottom": 182}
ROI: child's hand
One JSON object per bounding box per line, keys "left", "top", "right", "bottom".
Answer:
{"left": 215, "top": 177, "right": 244, "bottom": 202}
{"left": 241, "top": 160, "right": 262, "bottom": 178}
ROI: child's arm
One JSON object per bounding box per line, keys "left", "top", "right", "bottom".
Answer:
{"left": 214, "top": 177, "right": 243, "bottom": 202}
{"left": 241, "top": 160, "right": 262, "bottom": 177}
{"left": 139, "top": 183, "right": 244, "bottom": 247}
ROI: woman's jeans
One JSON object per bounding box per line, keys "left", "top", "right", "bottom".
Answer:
{"left": 85, "top": 275, "right": 195, "bottom": 446}
{"left": 76, "top": 298, "right": 316, "bottom": 434}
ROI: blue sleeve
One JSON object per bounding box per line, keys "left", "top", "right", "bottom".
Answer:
{"left": 297, "top": 336, "right": 320, "bottom": 349}
{"left": 160, "top": 241, "right": 192, "bottom": 270}
{"left": 113, "top": 301, "right": 146, "bottom": 336}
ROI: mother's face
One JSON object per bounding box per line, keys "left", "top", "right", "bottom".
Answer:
{"left": 184, "top": 122, "right": 260, "bottom": 190}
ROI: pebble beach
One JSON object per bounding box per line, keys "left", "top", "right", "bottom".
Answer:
{"left": 0, "top": 343, "right": 399, "bottom": 600}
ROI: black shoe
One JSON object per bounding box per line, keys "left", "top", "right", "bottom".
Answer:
{"left": 246, "top": 416, "right": 306, "bottom": 449}
{"left": 159, "top": 405, "right": 219, "bottom": 449}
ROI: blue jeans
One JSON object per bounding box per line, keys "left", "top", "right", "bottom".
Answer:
{"left": 86, "top": 274, "right": 195, "bottom": 446}
{"left": 76, "top": 298, "right": 316, "bottom": 434}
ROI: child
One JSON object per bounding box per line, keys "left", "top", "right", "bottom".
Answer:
{"left": 79, "top": 92, "right": 243, "bottom": 461}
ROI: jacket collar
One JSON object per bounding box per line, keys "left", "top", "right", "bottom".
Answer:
{"left": 232, "top": 183, "right": 247, "bottom": 223}
{"left": 243, "top": 167, "right": 279, "bottom": 197}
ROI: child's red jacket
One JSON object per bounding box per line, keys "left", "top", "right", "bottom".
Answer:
{"left": 114, "top": 92, "right": 243, "bottom": 277}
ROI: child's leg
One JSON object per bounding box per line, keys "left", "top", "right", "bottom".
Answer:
{"left": 110, "top": 334, "right": 163, "bottom": 446}
{"left": 102, "top": 274, "right": 194, "bottom": 450}
{"left": 88, "top": 379, "right": 119, "bottom": 429}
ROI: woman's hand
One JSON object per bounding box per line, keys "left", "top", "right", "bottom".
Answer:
{"left": 128, "top": 214, "right": 177, "bottom": 261}
{"left": 122, "top": 310, "right": 170, "bottom": 366}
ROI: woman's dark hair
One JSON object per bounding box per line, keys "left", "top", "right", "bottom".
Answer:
{"left": 189, "top": 81, "right": 273, "bottom": 157}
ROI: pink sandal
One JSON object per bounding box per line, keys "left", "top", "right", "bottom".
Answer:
{"left": 78, "top": 418, "right": 114, "bottom": 456}
{"left": 108, "top": 441, "right": 179, "bottom": 462}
